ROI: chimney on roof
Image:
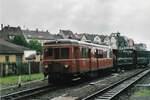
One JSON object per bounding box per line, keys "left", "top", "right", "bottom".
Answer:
{"left": 36, "top": 28, "right": 38, "bottom": 32}
{"left": 59, "top": 29, "right": 63, "bottom": 33}
{"left": 1, "top": 24, "right": 3, "bottom": 30}
{"left": 17, "top": 26, "right": 21, "bottom": 30}
{"left": 117, "top": 32, "right": 120, "bottom": 37}
{"left": 17, "top": 25, "right": 20, "bottom": 28}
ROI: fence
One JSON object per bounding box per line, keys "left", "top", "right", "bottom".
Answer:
{"left": 0, "top": 62, "right": 42, "bottom": 77}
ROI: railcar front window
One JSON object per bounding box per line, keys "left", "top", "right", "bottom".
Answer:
{"left": 61, "top": 48, "right": 69, "bottom": 59}
{"left": 53, "top": 48, "right": 69, "bottom": 59}
{"left": 48, "top": 48, "right": 53, "bottom": 56}
{"left": 54, "top": 48, "right": 59, "bottom": 59}
{"left": 44, "top": 48, "right": 53, "bottom": 57}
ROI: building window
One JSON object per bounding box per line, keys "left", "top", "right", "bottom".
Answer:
{"left": 27, "top": 35, "right": 31, "bottom": 38}
{"left": 5, "top": 56, "right": 9, "bottom": 62}
{"left": 16, "top": 56, "right": 22, "bottom": 63}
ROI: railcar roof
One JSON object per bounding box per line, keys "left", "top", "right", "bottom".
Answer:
{"left": 44, "top": 39, "right": 110, "bottom": 49}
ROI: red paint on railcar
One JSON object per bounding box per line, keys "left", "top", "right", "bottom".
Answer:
{"left": 43, "top": 39, "right": 113, "bottom": 82}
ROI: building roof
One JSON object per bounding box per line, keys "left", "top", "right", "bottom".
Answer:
{"left": 79, "top": 33, "right": 107, "bottom": 42}
{"left": 0, "top": 25, "right": 23, "bottom": 40}
{"left": 59, "top": 30, "right": 74, "bottom": 35}
{"left": 98, "top": 35, "right": 108, "bottom": 42}
{"left": 52, "top": 34, "right": 63, "bottom": 39}
{"left": 79, "top": 33, "right": 95, "bottom": 41}
{"left": 0, "top": 38, "right": 29, "bottom": 54}
{"left": 22, "top": 29, "right": 54, "bottom": 40}
{"left": 58, "top": 30, "right": 77, "bottom": 39}
{"left": 135, "top": 43, "right": 147, "bottom": 51}
{"left": 2, "top": 25, "right": 22, "bottom": 33}
{"left": 86, "top": 34, "right": 95, "bottom": 41}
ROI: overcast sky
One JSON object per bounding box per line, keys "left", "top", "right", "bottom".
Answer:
{"left": 1, "top": 0, "right": 150, "bottom": 49}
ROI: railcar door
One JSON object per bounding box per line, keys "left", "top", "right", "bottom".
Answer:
{"left": 133, "top": 50, "right": 137, "bottom": 68}
{"left": 74, "top": 47, "right": 80, "bottom": 73}
{"left": 88, "top": 49, "right": 92, "bottom": 71}
{"left": 113, "top": 49, "right": 118, "bottom": 71}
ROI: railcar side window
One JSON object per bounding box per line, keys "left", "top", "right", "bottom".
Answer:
{"left": 95, "top": 50, "right": 98, "bottom": 58}
{"left": 103, "top": 51, "right": 107, "bottom": 58}
{"left": 95, "top": 50, "right": 103, "bottom": 58}
{"left": 81, "top": 48, "right": 88, "bottom": 58}
{"left": 61, "top": 48, "right": 69, "bottom": 59}
{"left": 109, "top": 50, "right": 113, "bottom": 58}
{"left": 99, "top": 50, "right": 103, "bottom": 58}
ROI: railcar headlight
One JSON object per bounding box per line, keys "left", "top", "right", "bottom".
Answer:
{"left": 64, "top": 65, "right": 69, "bottom": 68}
{"left": 44, "top": 65, "right": 48, "bottom": 68}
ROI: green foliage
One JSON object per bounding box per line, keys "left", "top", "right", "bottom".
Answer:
{"left": 28, "top": 40, "right": 42, "bottom": 53}
{"left": 0, "top": 73, "right": 44, "bottom": 85}
{"left": 11, "top": 35, "right": 28, "bottom": 47}
{"left": 10, "top": 36, "right": 42, "bottom": 53}
{"left": 134, "top": 89, "right": 150, "bottom": 96}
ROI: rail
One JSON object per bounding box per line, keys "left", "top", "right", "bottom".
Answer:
{"left": 0, "top": 84, "right": 54, "bottom": 100}
{"left": 82, "top": 68, "right": 150, "bottom": 100}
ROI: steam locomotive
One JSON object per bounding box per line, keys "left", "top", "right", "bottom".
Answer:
{"left": 43, "top": 39, "right": 150, "bottom": 83}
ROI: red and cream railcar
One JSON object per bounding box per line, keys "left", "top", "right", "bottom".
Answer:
{"left": 43, "top": 39, "right": 113, "bottom": 83}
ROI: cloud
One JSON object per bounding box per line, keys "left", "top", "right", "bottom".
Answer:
{"left": 1, "top": 0, "right": 150, "bottom": 49}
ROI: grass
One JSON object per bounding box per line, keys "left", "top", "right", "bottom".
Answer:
{"left": 0, "top": 73, "right": 44, "bottom": 85}
{"left": 134, "top": 89, "right": 150, "bottom": 96}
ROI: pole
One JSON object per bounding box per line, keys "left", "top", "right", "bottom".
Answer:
{"left": 39, "top": 54, "right": 42, "bottom": 73}
{"left": 18, "top": 75, "right": 21, "bottom": 87}
{"left": 28, "top": 60, "right": 31, "bottom": 81}
{"left": 18, "top": 56, "right": 22, "bottom": 87}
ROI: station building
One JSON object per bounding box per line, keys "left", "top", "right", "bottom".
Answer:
{"left": 0, "top": 38, "right": 29, "bottom": 76}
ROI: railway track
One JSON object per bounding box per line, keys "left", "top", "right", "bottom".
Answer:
{"left": 0, "top": 79, "right": 48, "bottom": 96}
{"left": 1, "top": 69, "right": 149, "bottom": 100}
{"left": 0, "top": 79, "right": 45, "bottom": 91}
{"left": 82, "top": 68, "right": 150, "bottom": 100}
{"left": 0, "top": 84, "right": 56, "bottom": 100}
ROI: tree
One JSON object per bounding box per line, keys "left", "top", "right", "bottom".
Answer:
{"left": 28, "top": 40, "right": 42, "bottom": 53}
{"left": 11, "top": 35, "right": 28, "bottom": 47}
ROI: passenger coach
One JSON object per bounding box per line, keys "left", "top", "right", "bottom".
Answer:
{"left": 43, "top": 39, "right": 113, "bottom": 83}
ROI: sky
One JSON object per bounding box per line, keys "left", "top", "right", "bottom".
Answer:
{"left": 1, "top": 0, "right": 150, "bottom": 50}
